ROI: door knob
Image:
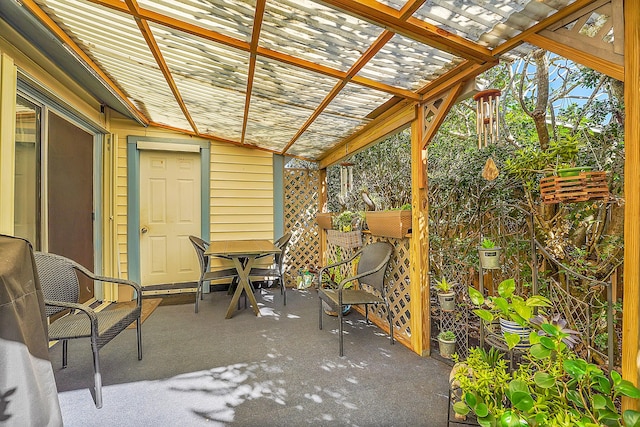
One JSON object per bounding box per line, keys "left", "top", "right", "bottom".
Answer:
{"left": 141, "top": 226, "right": 148, "bottom": 234}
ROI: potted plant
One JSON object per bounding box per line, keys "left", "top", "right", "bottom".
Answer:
{"left": 477, "top": 237, "right": 502, "bottom": 270}
{"left": 452, "top": 319, "right": 640, "bottom": 427}
{"left": 557, "top": 165, "right": 593, "bottom": 177}
{"left": 438, "top": 330, "right": 456, "bottom": 359}
{"left": 315, "top": 212, "right": 334, "bottom": 230}
{"left": 326, "top": 211, "right": 363, "bottom": 249}
{"left": 365, "top": 203, "right": 412, "bottom": 239}
{"left": 468, "top": 278, "right": 551, "bottom": 350}
{"left": 434, "top": 277, "right": 456, "bottom": 311}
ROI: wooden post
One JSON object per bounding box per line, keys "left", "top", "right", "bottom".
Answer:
{"left": 410, "top": 106, "right": 430, "bottom": 355}
{"left": 622, "top": 0, "right": 640, "bottom": 412}
{"left": 318, "top": 167, "right": 328, "bottom": 267}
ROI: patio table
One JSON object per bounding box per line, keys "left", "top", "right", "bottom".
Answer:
{"left": 205, "top": 239, "right": 280, "bottom": 319}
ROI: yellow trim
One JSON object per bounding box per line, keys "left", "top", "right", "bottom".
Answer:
{"left": 0, "top": 52, "right": 17, "bottom": 235}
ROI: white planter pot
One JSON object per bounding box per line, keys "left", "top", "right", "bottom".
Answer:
{"left": 478, "top": 247, "right": 502, "bottom": 270}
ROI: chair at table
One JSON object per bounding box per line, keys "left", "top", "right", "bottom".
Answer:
{"left": 317, "top": 241, "right": 394, "bottom": 356}
{"left": 34, "top": 251, "right": 143, "bottom": 409}
{"left": 189, "top": 235, "right": 239, "bottom": 313}
{"left": 249, "top": 232, "right": 292, "bottom": 304}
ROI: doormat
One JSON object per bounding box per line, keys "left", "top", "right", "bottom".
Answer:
{"left": 126, "top": 298, "right": 162, "bottom": 329}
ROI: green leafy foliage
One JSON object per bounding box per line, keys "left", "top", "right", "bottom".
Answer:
{"left": 453, "top": 317, "right": 640, "bottom": 427}
{"left": 469, "top": 279, "right": 552, "bottom": 329}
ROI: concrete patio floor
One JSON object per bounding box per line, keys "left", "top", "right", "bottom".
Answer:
{"left": 50, "top": 286, "right": 453, "bottom": 426}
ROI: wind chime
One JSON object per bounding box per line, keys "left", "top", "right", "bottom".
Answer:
{"left": 339, "top": 161, "right": 354, "bottom": 197}
{"left": 473, "top": 89, "right": 501, "bottom": 180}
{"left": 473, "top": 89, "right": 501, "bottom": 148}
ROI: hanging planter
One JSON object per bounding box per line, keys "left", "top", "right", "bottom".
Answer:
{"left": 365, "top": 209, "right": 412, "bottom": 239}
{"left": 478, "top": 238, "right": 501, "bottom": 270}
{"left": 316, "top": 213, "right": 334, "bottom": 230}
{"left": 540, "top": 171, "right": 608, "bottom": 204}
{"left": 326, "top": 230, "right": 362, "bottom": 250}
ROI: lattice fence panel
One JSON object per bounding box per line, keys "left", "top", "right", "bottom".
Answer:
{"left": 283, "top": 168, "right": 320, "bottom": 287}
{"left": 547, "top": 279, "right": 594, "bottom": 360}
{"left": 355, "top": 234, "right": 412, "bottom": 345}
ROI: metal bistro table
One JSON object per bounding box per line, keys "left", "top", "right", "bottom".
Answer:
{"left": 205, "top": 239, "right": 280, "bottom": 319}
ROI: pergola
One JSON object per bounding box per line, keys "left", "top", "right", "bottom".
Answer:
{"left": 2, "top": 0, "right": 639, "bottom": 409}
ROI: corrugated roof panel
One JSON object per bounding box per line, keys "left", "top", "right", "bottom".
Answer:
{"left": 412, "top": 0, "right": 574, "bottom": 49}
{"left": 412, "top": 0, "right": 520, "bottom": 42}
{"left": 34, "top": 0, "right": 188, "bottom": 128}
{"left": 288, "top": 114, "right": 368, "bottom": 158}
{"left": 305, "top": 113, "right": 368, "bottom": 139}
{"left": 260, "top": 0, "right": 384, "bottom": 72}
{"left": 137, "top": 0, "right": 256, "bottom": 43}
{"left": 325, "top": 82, "right": 391, "bottom": 119}
{"left": 357, "top": 33, "right": 463, "bottom": 91}
{"left": 251, "top": 57, "right": 338, "bottom": 109}
{"left": 147, "top": 22, "right": 249, "bottom": 139}
{"left": 178, "top": 82, "right": 246, "bottom": 141}
{"left": 245, "top": 97, "right": 314, "bottom": 152}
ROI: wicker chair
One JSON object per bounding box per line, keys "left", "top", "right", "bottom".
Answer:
{"left": 317, "top": 241, "right": 394, "bottom": 356}
{"left": 189, "top": 236, "right": 239, "bottom": 313}
{"left": 249, "top": 232, "right": 292, "bottom": 304}
{"left": 34, "top": 252, "right": 143, "bottom": 409}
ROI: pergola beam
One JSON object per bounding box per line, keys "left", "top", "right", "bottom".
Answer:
{"left": 316, "top": 0, "right": 493, "bottom": 63}
{"left": 525, "top": 32, "right": 623, "bottom": 82}
{"left": 83, "top": 0, "right": 420, "bottom": 101}
{"left": 124, "top": 0, "right": 199, "bottom": 135}
{"left": 19, "top": 0, "right": 149, "bottom": 126}
{"left": 318, "top": 100, "right": 415, "bottom": 169}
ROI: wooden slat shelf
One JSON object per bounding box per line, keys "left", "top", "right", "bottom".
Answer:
{"left": 540, "top": 171, "right": 609, "bottom": 204}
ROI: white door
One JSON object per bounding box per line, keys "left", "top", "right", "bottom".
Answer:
{"left": 140, "top": 150, "right": 201, "bottom": 286}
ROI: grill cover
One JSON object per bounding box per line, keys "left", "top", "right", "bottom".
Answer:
{"left": 0, "top": 234, "right": 62, "bottom": 426}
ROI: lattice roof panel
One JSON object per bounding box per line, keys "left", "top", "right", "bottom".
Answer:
{"left": 13, "top": 0, "right": 596, "bottom": 161}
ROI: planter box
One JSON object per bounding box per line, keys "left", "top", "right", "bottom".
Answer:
{"left": 540, "top": 171, "right": 608, "bottom": 204}
{"left": 316, "top": 213, "right": 334, "bottom": 230}
{"left": 326, "top": 230, "right": 362, "bottom": 249}
{"left": 366, "top": 210, "right": 412, "bottom": 239}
